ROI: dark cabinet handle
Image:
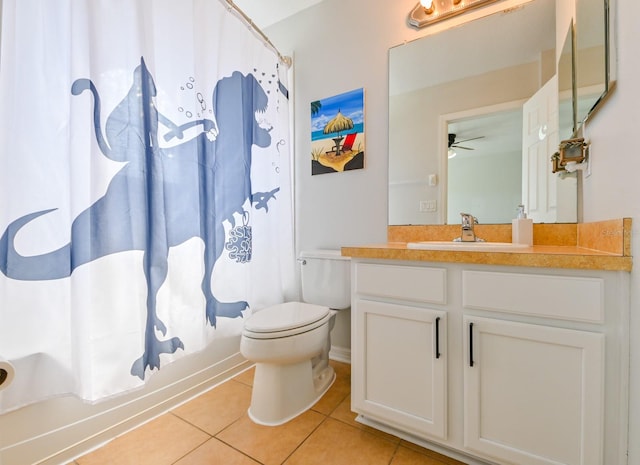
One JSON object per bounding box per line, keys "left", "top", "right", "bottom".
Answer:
{"left": 469, "top": 322, "right": 474, "bottom": 367}
{"left": 435, "top": 317, "right": 441, "bottom": 359}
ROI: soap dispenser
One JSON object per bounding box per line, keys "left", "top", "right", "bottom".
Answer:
{"left": 512, "top": 205, "right": 533, "bottom": 246}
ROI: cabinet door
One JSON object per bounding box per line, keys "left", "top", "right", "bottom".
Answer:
{"left": 463, "top": 316, "right": 604, "bottom": 465}
{"left": 352, "top": 299, "right": 447, "bottom": 440}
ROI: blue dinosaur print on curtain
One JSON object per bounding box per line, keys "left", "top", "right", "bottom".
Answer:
{"left": 0, "top": 58, "right": 281, "bottom": 379}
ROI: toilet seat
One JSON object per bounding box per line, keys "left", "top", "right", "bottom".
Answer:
{"left": 243, "top": 302, "right": 331, "bottom": 339}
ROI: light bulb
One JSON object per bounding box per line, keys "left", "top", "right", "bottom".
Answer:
{"left": 420, "top": 0, "right": 435, "bottom": 14}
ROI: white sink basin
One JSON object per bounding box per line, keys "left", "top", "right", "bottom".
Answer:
{"left": 407, "top": 241, "right": 530, "bottom": 251}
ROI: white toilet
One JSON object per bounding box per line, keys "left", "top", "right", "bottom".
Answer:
{"left": 240, "top": 249, "right": 351, "bottom": 426}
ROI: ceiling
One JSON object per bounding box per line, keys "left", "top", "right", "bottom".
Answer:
{"left": 233, "top": 0, "right": 324, "bottom": 28}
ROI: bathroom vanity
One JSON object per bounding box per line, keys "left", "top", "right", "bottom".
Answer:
{"left": 343, "top": 220, "right": 631, "bottom": 465}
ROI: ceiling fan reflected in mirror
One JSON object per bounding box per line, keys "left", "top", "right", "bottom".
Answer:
{"left": 447, "top": 133, "right": 484, "bottom": 158}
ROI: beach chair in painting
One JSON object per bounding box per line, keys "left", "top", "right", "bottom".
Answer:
{"left": 340, "top": 132, "right": 357, "bottom": 152}
{"left": 325, "top": 132, "right": 357, "bottom": 155}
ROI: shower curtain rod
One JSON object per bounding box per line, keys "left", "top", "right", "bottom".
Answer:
{"left": 223, "top": 0, "right": 293, "bottom": 68}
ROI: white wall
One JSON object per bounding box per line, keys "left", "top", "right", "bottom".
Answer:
{"left": 267, "top": 0, "right": 639, "bottom": 462}
{"left": 579, "top": 0, "right": 640, "bottom": 462}
{"left": 447, "top": 149, "right": 522, "bottom": 224}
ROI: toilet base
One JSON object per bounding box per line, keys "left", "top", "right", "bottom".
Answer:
{"left": 248, "top": 360, "right": 336, "bottom": 426}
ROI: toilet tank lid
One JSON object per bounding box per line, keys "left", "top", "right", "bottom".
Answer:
{"left": 299, "top": 249, "right": 350, "bottom": 260}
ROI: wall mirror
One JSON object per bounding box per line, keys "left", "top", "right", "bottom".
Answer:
{"left": 389, "top": 0, "right": 611, "bottom": 226}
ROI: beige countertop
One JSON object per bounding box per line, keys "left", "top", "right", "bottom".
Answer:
{"left": 342, "top": 219, "right": 632, "bottom": 272}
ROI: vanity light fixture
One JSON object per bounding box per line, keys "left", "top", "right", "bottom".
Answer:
{"left": 551, "top": 138, "right": 589, "bottom": 173}
{"left": 409, "top": 0, "right": 501, "bottom": 29}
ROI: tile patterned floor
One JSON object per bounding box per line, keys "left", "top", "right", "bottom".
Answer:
{"left": 72, "top": 361, "right": 467, "bottom": 465}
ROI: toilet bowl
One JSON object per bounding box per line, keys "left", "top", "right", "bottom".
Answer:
{"left": 240, "top": 249, "right": 350, "bottom": 426}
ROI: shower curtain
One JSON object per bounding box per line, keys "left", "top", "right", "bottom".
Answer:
{"left": 0, "top": 0, "right": 294, "bottom": 413}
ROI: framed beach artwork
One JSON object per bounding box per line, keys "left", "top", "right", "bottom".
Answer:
{"left": 310, "top": 88, "right": 365, "bottom": 175}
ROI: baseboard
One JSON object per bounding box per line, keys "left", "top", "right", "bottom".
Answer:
{"left": 355, "top": 415, "right": 496, "bottom": 465}
{"left": 329, "top": 345, "right": 351, "bottom": 364}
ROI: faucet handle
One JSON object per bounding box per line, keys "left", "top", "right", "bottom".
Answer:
{"left": 460, "top": 212, "right": 478, "bottom": 226}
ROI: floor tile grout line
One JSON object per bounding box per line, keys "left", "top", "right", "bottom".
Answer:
{"left": 212, "top": 436, "right": 267, "bottom": 465}
{"left": 310, "top": 390, "right": 350, "bottom": 417}
{"left": 210, "top": 411, "right": 329, "bottom": 465}
{"left": 387, "top": 442, "right": 402, "bottom": 465}
{"left": 166, "top": 409, "right": 260, "bottom": 465}
{"left": 176, "top": 433, "right": 266, "bottom": 465}
{"left": 161, "top": 375, "right": 255, "bottom": 464}
{"left": 211, "top": 413, "right": 268, "bottom": 464}
{"left": 168, "top": 433, "right": 212, "bottom": 465}
{"left": 276, "top": 410, "right": 331, "bottom": 465}
{"left": 168, "top": 410, "right": 216, "bottom": 439}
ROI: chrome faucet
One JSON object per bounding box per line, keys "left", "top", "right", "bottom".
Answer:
{"left": 456, "top": 212, "right": 483, "bottom": 242}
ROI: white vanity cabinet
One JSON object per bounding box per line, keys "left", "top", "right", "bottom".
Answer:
{"left": 351, "top": 263, "right": 448, "bottom": 440}
{"left": 351, "top": 259, "right": 629, "bottom": 465}
{"left": 463, "top": 316, "right": 603, "bottom": 465}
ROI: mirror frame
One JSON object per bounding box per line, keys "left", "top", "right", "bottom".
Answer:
{"left": 574, "top": 0, "right": 613, "bottom": 133}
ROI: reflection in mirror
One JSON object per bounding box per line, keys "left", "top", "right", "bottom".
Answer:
{"left": 575, "top": 0, "right": 609, "bottom": 128}
{"left": 446, "top": 105, "right": 522, "bottom": 224}
{"left": 389, "top": 0, "right": 563, "bottom": 225}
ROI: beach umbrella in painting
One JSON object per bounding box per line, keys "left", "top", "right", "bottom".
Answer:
{"left": 323, "top": 110, "right": 354, "bottom": 154}
{"left": 323, "top": 110, "right": 354, "bottom": 137}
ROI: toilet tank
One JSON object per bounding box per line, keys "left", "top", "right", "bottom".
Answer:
{"left": 300, "top": 249, "right": 351, "bottom": 309}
